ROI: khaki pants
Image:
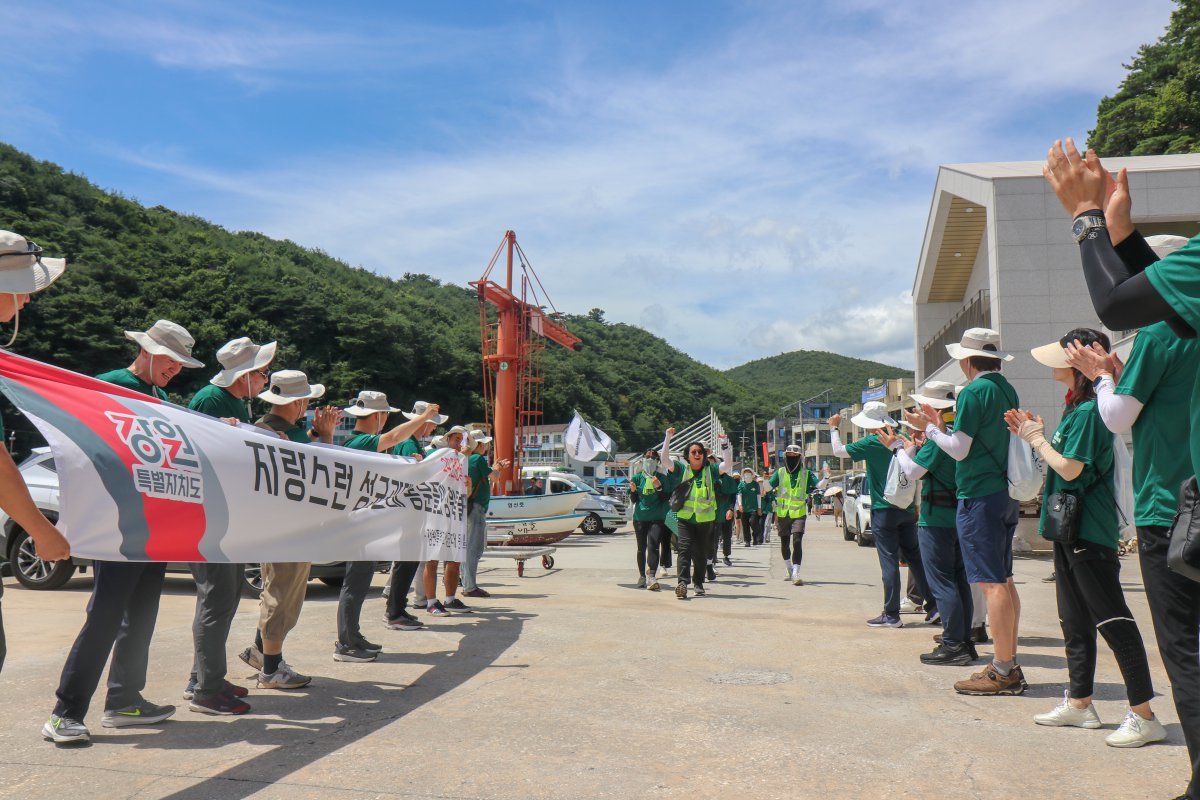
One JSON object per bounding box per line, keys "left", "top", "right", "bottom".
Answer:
{"left": 258, "top": 562, "right": 311, "bottom": 641}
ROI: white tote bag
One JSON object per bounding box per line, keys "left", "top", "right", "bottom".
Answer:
{"left": 1112, "top": 434, "right": 1136, "bottom": 541}
{"left": 884, "top": 455, "right": 917, "bottom": 508}
{"left": 1007, "top": 434, "right": 1044, "bottom": 502}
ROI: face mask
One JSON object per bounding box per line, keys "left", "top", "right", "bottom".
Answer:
{"left": 642, "top": 459, "right": 656, "bottom": 475}
{"left": 785, "top": 454, "right": 801, "bottom": 469}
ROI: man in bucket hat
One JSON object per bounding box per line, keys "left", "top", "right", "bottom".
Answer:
{"left": 0, "top": 231, "right": 71, "bottom": 676}
{"left": 459, "top": 429, "right": 508, "bottom": 601}
{"left": 338, "top": 391, "right": 442, "bottom": 662}
{"left": 45, "top": 320, "right": 202, "bottom": 744}
{"left": 913, "top": 327, "right": 1027, "bottom": 696}
{"left": 830, "top": 402, "right": 931, "bottom": 628}
{"left": 237, "top": 370, "right": 342, "bottom": 691}
{"left": 183, "top": 336, "right": 276, "bottom": 716}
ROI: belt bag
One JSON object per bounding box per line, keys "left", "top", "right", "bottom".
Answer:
{"left": 668, "top": 481, "right": 691, "bottom": 512}
{"left": 1168, "top": 476, "right": 1200, "bottom": 583}
{"left": 1042, "top": 491, "right": 1081, "bottom": 545}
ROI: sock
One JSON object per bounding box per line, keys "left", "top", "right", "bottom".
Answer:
{"left": 992, "top": 658, "right": 1014, "bottom": 676}
{"left": 427, "top": 599, "right": 437, "bottom": 609}
{"left": 255, "top": 630, "right": 263, "bottom": 651}
{"left": 264, "top": 652, "right": 282, "bottom": 674}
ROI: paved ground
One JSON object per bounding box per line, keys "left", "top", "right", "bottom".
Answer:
{"left": 0, "top": 517, "right": 1190, "bottom": 799}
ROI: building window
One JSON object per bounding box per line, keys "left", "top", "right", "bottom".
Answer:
{"left": 583, "top": 466, "right": 595, "bottom": 476}
{"left": 542, "top": 435, "right": 550, "bottom": 444}
{"left": 554, "top": 434, "right": 562, "bottom": 443}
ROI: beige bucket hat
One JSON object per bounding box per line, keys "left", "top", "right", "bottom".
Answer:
{"left": 210, "top": 337, "right": 278, "bottom": 387}
{"left": 910, "top": 380, "right": 958, "bottom": 410}
{"left": 124, "top": 320, "right": 204, "bottom": 367}
{"left": 0, "top": 231, "right": 67, "bottom": 294}
{"left": 850, "top": 400, "right": 898, "bottom": 430}
{"left": 257, "top": 370, "right": 325, "bottom": 405}
{"left": 468, "top": 428, "right": 493, "bottom": 445}
{"left": 946, "top": 327, "right": 1013, "bottom": 362}
{"left": 402, "top": 400, "right": 449, "bottom": 425}
{"left": 344, "top": 390, "right": 400, "bottom": 417}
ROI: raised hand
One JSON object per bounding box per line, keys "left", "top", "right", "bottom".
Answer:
{"left": 1064, "top": 340, "right": 1110, "bottom": 380}
{"left": 1043, "top": 138, "right": 1108, "bottom": 218}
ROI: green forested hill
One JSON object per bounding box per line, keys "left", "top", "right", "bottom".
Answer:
{"left": 0, "top": 143, "right": 772, "bottom": 453}
{"left": 724, "top": 350, "right": 912, "bottom": 407}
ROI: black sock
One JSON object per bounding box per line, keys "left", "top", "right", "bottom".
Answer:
{"left": 264, "top": 652, "right": 283, "bottom": 674}
{"left": 255, "top": 630, "right": 263, "bottom": 651}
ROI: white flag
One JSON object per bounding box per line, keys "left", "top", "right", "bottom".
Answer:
{"left": 565, "top": 411, "right": 615, "bottom": 461}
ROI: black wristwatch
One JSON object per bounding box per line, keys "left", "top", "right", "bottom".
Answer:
{"left": 1072, "top": 212, "right": 1106, "bottom": 243}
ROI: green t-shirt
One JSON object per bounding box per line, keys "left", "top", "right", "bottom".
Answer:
{"left": 953, "top": 372, "right": 1017, "bottom": 498}
{"left": 845, "top": 435, "right": 912, "bottom": 511}
{"left": 737, "top": 480, "right": 760, "bottom": 513}
{"left": 630, "top": 470, "right": 669, "bottom": 522}
{"left": 343, "top": 432, "right": 382, "bottom": 452}
{"left": 1147, "top": 240, "right": 1200, "bottom": 481}
{"left": 913, "top": 440, "right": 958, "bottom": 529}
{"left": 468, "top": 453, "right": 491, "bottom": 508}
{"left": 95, "top": 368, "right": 169, "bottom": 400}
{"left": 716, "top": 472, "right": 739, "bottom": 517}
{"left": 189, "top": 383, "right": 250, "bottom": 422}
{"left": 1115, "top": 322, "right": 1200, "bottom": 527}
{"left": 396, "top": 437, "right": 423, "bottom": 459}
{"left": 761, "top": 488, "right": 776, "bottom": 514}
{"left": 1039, "top": 400, "right": 1118, "bottom": 549}
{"left": 257, "top": 413, "right": 310, "bottom": 444}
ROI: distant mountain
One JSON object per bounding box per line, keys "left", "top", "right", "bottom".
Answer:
{"left": 724, "top": 350, "right": 913, "bottom": 408}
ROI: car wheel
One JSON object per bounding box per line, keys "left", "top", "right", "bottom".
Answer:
{"left": 242, "top": 564, "right": 264, "bottom": 596}
{"left": 9, "top": 529, "right": 75, "bottom": 590}
{"left": 843, "top": 524, "right": 855, "bottom": 541}
{"left": 318, "top": 576, "right": 344, "bottom": 588}
{"left": 580, "top": 513, "right": 603, "bottom": 535}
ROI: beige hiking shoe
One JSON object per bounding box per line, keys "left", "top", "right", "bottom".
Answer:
{"left": 954, "top": 663, "right": 1028, "bottom": 696}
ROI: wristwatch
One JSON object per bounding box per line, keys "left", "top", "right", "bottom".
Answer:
{"left": 1072, "top": 213, "right": 1106, "bottom": 243}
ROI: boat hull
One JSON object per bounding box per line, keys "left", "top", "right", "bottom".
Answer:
{"left": 486, "top": 491, "right": 588, "bottom": 546}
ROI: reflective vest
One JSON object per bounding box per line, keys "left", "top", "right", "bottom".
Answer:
{"left": 776, "top": 467, "right": 809, "bottom": 519}
{"left": 677, "top": 466, "right": 717, "bottom": 523}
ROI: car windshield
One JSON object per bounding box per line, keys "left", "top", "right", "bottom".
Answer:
{"left": 570, "top": 479, "right": 599, "bottom": 494}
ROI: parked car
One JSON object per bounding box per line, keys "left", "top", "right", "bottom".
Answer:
{"left": 842, "top": 472, "right": 874, "bottom": 547}
{"left": 0, "top": 449, "right": 377, "bottom": 593}
{"left": 519, "top": 467, "right": 626, "bottom": 535}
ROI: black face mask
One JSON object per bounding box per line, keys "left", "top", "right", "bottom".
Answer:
{"left": 785, "top": 454, "right": 801, "bottom": 470}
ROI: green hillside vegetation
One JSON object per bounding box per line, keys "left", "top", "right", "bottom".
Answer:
{"left": 724, "top": 350, "right": 912, "bottom": 408}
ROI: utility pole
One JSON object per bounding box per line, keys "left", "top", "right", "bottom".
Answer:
{"left": 752, "top": 414, "right": 758, "bottom": 472}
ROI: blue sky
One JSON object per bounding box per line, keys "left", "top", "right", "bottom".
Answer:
{"left": 0, "top": 0, "right": 1176, "bottom": 369}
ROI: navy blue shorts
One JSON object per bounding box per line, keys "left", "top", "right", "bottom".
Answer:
{"left": 956, "top": 489, "right": 1019, "bottom": 584}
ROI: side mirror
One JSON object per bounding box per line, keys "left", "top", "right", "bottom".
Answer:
{"left": 846, "top": 489, "right": 858, "bottom": 498}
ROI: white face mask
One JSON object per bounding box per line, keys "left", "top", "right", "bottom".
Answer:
{"left": 642, "top": 459, "right": 656, "bottom": 475}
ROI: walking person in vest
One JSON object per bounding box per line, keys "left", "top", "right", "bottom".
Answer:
{"left": 1007, "top": 329, "right": 1164, "bottom": 746}
{"left": 760, "top": 471, "right": 776, "bottom": 543}
{"left": 915, "top": 328, "right": 1024, "bottom": 696}
{"left": 660, "top": 428, "right": 732, "bottom": 599}
{"left": 830, "top": 403, "right": 931, "bottom": 627}
{"left": 736, "top": 469, "right": 761, "bottom": 552}
{"left": 44, "top": 321, "right": 202, "bottom": 743}
{"left": 629, "top": 448, "right": 669, "bottom": 590}
{"left": 0, "top": 231, "right": 71, "bottom": 676}
{"left": 238, "top": 370, "right": 340, "bottom": 691}
{"left": 768, "top": 445, "right": 819, "bottom": 585}
{"left": 184, "top": 337, "right": 276, "bottom": 716}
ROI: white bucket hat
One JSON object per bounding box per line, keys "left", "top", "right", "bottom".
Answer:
{"left": 851, "top": 400, "right": 898, "bottom": 430}
{"left": 124, "top": 320, "right": 204, "bottom": 368}
{"left": 468, "top": 429, "right": 493, "bottom": 445}
{"left": 403, "top": 400, "right": 449, "bottom": 425}
{"left": 910, "top": 380, "right": 958, "bottom": 410}
{"left": 0, "top": 231, "right": 67, "bottom": 294}
{"left": 257, "top": 369, "right": 325, "bottom": 405}
{"left": 1146, "top": 234, "right": 1190, "bottom": 259}
{"left": 344, "top": 390, "right": 400, "bottom": 417}
{"left": 428, "top": 435, "right": 447, "bottom": 450}
{"left": 444, "top": 424, "right": 470, "bottom": 439}
{"left": 946, "top": 327, "right": 1013, "bottom": 362}
{"left": 210, "top": 337, "right": 278, "bottom": 387}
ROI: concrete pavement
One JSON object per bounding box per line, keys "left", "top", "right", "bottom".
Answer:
{"left": 0, "top": 517, "right": 1189, "bottom": 799}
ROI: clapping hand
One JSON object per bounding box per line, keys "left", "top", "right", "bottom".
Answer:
{"left": 1064, "top": 340, "right": 1111, "bottom": 381}
{"left": 1003, "top": 408, "right": 1044, "bottom": 444}
{"left": 1043, "top": 138, "right": 1108, "bottom": 219}
{"left": 313, "top": 406, "right": 342, "bottom": 439}
{"left": 876, "top": 425, "right": 909, "bottom": 449}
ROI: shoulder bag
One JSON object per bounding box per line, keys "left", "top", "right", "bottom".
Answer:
{"left": 1168, "top": 476, "right": 1200, "bottom": 583}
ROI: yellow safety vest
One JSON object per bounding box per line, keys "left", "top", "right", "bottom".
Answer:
{"left": 776, "top": 467, "right": 809, "bottom": 519}
{"left": 677, "top": 465, "right": 717, "bottom": 523}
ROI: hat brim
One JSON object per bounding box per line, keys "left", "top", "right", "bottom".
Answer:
{"left": 851, "top": 412, "right": 897, "bottom": 430}
{"left": 0, "top": 255, "right": 66, "bottom": 295}
{"left": 946, "top": 342, "right": 1013, "bottom": 362}
{"left": 257, "top": 382, "right": 325, "bottom": 405}
{"left": 344, "top": 404, "right": 400, "bottom": 417}
{"left": 471, "top": 436, "right": 493, "bottom": 444}
{"left": 210, "top": 341, "right": 278, "bottom": 387}
{"left": 1030, "top": 342, "right": 1071, "bottom": 369}
{"left": 910, "top": 393, "right": 955, "bottom": 410}
{"left": 403, "top": 411, "right": 450, "bottom": 425}
{"left": 124, "top": 330, "right": 204, "bottom": 368}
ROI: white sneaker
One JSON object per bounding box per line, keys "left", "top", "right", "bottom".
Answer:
{"left": 1033, "top": 691, "right": 1102, "bottom": 729}
{"left": 791, "top": 565, "right": 803, "bottom": 585}
{"left": 1105, "top": 710, "right": 1167, "bottom": 748}
{"left": 899, "top": 598, "right": 920, "bottom": 614}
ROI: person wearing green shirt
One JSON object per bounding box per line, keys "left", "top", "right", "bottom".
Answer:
{"left": 337, "top": 391, "right": 442, "bottom": 662}
{"left": 239, "top": 370, "right": 339, "bottom": 695}
{"left": 46, "top": 319, "right": 202, "bottom": 745}
{"left": 461, "top": 429, "right": 508, "bottom": 600}
{"left": 630, "top": 448, "right": 670, "bottom": 590}
{"left": 736, "top": 469, "right": 762, "bottom": 549}
{"left": 710, "top": 464, "right": 739, "bottom": 574}
{"left": 910, "top": 328, "right": 1024, "bottom": 698}
{"left": 768, "top": 445, "right": 819, "bottom": 585}
{"left": 831, "top": 402, "right": 929, "bottom": 627}
{"left": 1007, "top": 329, "right": 1164, "bottom": 748}
{"left": 888, "top": 382, "right": 974, "bottom": 667}
{"left": 185, "top": 337, "right": 275, "bottom": 717}
{"left": 660, "top": 427, "right": 732, "bottom": 599}
{"left": 760, "top": 472, "right": 776, "bottom": 542}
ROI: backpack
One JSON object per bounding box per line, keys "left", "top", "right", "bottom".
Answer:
{"left": 883, "top": 453, "right": 917, "bottom": 508}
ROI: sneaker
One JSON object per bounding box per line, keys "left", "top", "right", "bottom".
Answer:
{"left": 354, "top": 637, "right": 383, "bottom": 653}
{"left": 791, "top": 566, "right": 803, "bottom": 586}
{"left": 924, "top": 609, "right": 941, "bottom": 625}
{"left": 970, "top": 625, "right": 991, "bottom": 644}
{"left": 386, "top": 614, "right": 424, "bottom": 631}
{"left": 866, "top": 613, "right": 903, "bottom": 628}
{"left": 1042, "top": 571, "right": 1057, "bottom": 583}
{"left": 444, "top": 598, "right": 472, "bottom": 612}
{"left": 182, "top": 677, "right": 197, "bottom": 700}
{"left": 636, "top": 575, "right": 647, "bottom": 589}
{"left": 463, "top": 587, "right": 491, "bottom": 598}
{"left": 1105, "top": 710, "right": 1167, "bottom": 748}
{"left": 953, "top": 664, "right": 1027, "bottom": 696}
{"left": 102, "top": 700, "right": 176, "bottom": 728}
{"left": 238, "top": 645, "right": 264, "bottom": 671}
{"left": 42, "top": 715, "right": 89, "bottom": 743}
{"left": 647, "top": 577, "right": 661, "bottom": 591}
{"left": 257, "top": 661, "right": 312, "bottom": 690}
{"left": 333, "top": 643, "right": 378, "bottom": 663}
{"left": 427, "top": 601, "right": 452, "bottom": 616}
{"left": 920, "top": 643, "right": 975, "bottom": 666}
{"left": 899, "top": 598, "right": 920, "bottom": 614}
{"left": 706, "top": 564, "right": 717, "bottom": 581}
{"left": 1033, "top": 691, "right": 1102, "bottom": 729}
{"left": 675, "top": 582, "right": 688, "bottom": 600}
{"left": 694, "top": 585, "right": 706, "bottom": 597}
{"left": 185, "top": 678, "right": 247, "bottom": 700}
{"left": 189, "top": 693, "right": 251, "bottom": 716}
{"left": 723, "top": 556, "right": 732, "bottom": 567}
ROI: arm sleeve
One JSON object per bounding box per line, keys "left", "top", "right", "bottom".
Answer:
{"left": 925, "top": 425, "right": 973, "bottom": 461}
{"left": 1077, "top": 223, "right": 1188, "bottom": 332}
{"left": 720, "top": 441, "right": 733, "bottom": 474}
{"left": 830, "top": 428, "right": 849, "bottom": 458}
{"left": 1034, "top": 439, "right": 1085, "bottom": 482}
{"left": 895, "top": 446, "right": 928, "bottom": 479}
{"left": 1095, "top": 376, "right": 1143, "bottom": 434}
{"left": 660, "top": 432, "right": 674, "bottom": 471}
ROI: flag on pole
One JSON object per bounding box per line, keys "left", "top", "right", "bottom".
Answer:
{"left": 564, "top": 411, "right": 615, "bottom": 462}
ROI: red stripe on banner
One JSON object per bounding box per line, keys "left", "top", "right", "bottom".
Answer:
{"left": 0, "top": 354, "right": 206, "bottom": 561}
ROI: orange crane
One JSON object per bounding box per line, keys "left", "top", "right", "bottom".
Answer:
{"left": 470, "top": 231, "right": 580, "bottom": 495}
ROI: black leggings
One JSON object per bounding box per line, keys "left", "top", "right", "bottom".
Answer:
{"left": 633, "top": 520, "right": 666, "bottom": 576}
{"left": 1054, "top": 540, "right": 1154, "bottom": 705}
